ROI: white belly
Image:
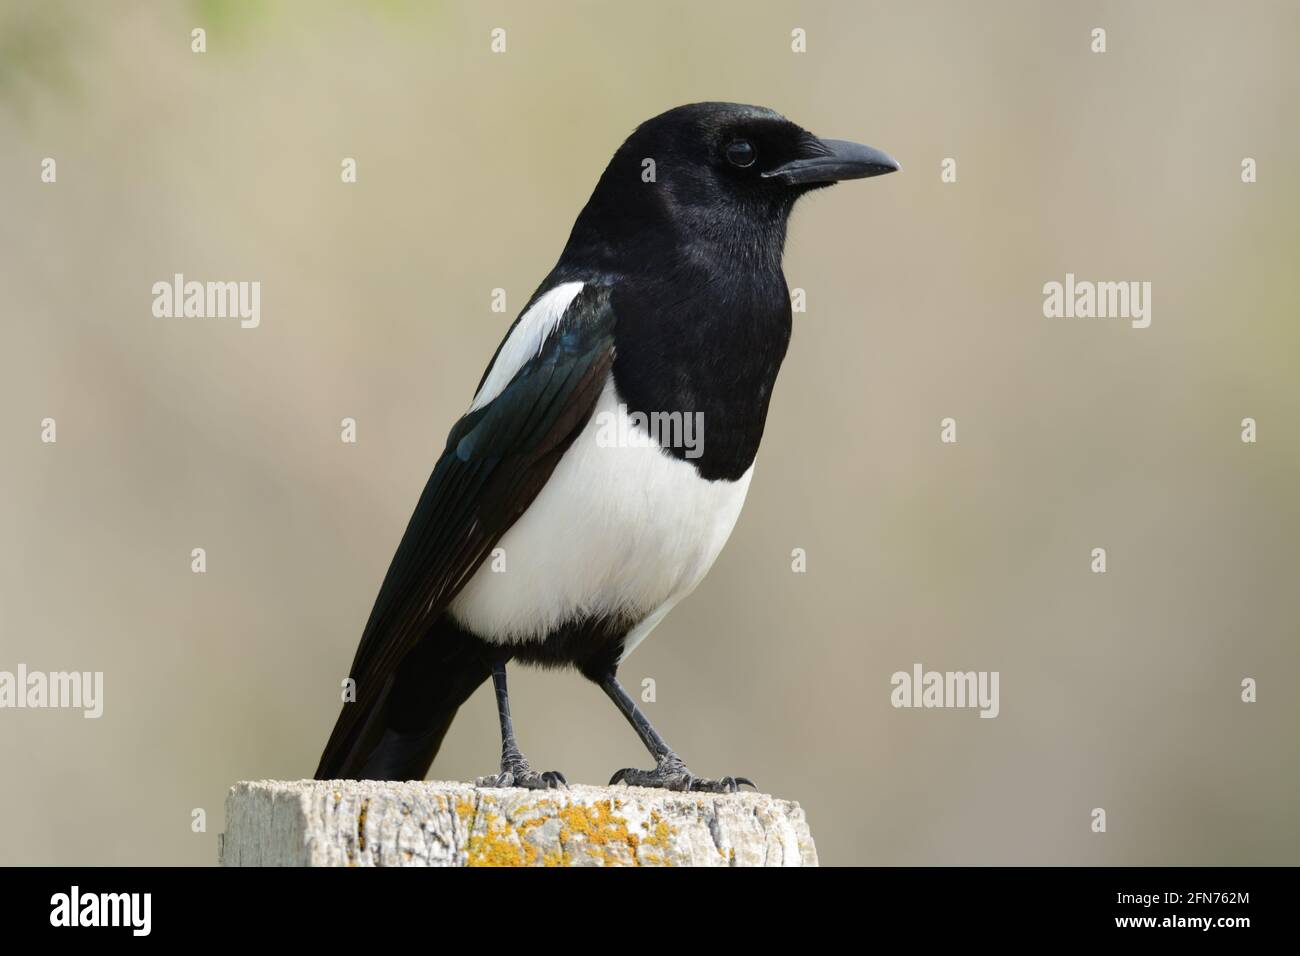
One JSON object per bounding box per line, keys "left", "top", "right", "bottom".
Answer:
{"left": 448, "top": 378, "right": 753, "bottom": 659}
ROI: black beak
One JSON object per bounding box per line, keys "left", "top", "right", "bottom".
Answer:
{"left": 762, "top": 138, "right": 900, "bottom": 185}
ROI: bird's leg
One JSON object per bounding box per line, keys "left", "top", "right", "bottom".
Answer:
{"left": 599, "top": 671, "right": 756, "bottom": 794}
{"left": 475, "top": 657, "right": 566, "bottom": 790}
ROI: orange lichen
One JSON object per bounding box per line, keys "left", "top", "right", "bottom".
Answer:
{"left": 464, "top": 807, "right": 548, "bottom": 867}
{"left": 459, "top": 796, "right": 679, "bottom": 867}
{"left": 558, "top": 800, "right": 639, "bottom": 865}
{"left": 643, "top": 810, "right": 673, "bottom": 853}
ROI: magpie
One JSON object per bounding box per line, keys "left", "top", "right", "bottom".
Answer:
{"left": 315, "top": 102, "right": 897, "bottom": 792}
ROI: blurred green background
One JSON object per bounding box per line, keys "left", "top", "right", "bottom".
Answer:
{"left": 1, "top": 0, "right": 1297, "bottom": 866}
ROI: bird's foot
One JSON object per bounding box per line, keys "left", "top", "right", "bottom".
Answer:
{"left": 475, "top": 751, "right": 567, "bottom": 790}
{"left": 608, "top": 752, "right": 756, "bottom": 793}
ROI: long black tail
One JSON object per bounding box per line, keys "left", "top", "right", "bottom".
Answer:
{"left": 314, "top": 617, "right": 491, "bottom": 780}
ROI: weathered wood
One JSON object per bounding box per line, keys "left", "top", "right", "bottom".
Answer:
{"left": 220, "top": 779, "right": 818, "bottom": 867}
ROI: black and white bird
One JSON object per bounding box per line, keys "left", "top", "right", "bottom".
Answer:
{"left": 315, "top": 103, "right": 897, "bottom": 791}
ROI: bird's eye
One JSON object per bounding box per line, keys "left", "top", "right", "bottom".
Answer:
{"left": 725, "top": 139, "right": 757, "bottom": 168}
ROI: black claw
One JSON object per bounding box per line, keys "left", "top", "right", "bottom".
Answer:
{"left": 608, "top": 761, "right": 756, "bottom": 794}
{"left": 477, "top": 765, "right": 569, "bottom": 790}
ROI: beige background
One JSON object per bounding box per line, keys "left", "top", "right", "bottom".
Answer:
{"left": 1, "top": 0, "right": 1297, "bottom": 866}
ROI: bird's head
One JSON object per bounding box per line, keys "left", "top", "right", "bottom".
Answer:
{"left": 560, "top": 102, "right": 898, "bottom": 272}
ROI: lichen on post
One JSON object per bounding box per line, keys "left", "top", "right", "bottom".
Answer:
{"left": 219, "top": 780, "right": 818, "bottom": 867}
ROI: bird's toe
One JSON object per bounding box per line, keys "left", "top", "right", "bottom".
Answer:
{"left": 608, "top": 755, "right": 754, "bottom": 794}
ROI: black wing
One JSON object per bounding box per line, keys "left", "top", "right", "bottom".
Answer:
{"left": 315, "top": 284, "right": 614, "bottom": 777}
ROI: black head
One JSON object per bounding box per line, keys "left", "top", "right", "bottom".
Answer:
{"left": 558, "top": 102, "right": 898, "bottom": 274}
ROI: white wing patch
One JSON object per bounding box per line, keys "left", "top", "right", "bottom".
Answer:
{"left": 469, "top": 281, "right": 586, "bottom": 412}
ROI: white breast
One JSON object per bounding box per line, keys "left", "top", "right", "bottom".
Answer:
{"left": 448, "top": 379, "right": 753, "bottom": 660}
